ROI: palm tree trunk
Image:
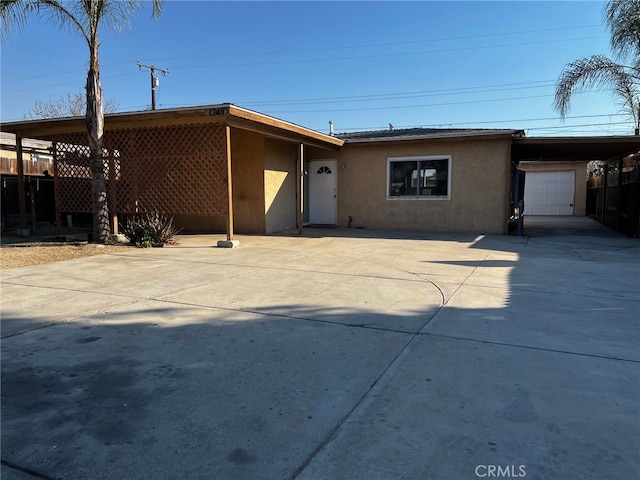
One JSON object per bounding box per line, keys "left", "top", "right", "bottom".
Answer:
{"left": 86, "top": 40, "right": 110, "bottom": 242}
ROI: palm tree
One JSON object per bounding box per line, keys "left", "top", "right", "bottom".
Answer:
{"left": 554, "top": 0, "right": 640, "bottom": 135}
{"left": 1, "top": 1, "right": 163, "bottom": 242}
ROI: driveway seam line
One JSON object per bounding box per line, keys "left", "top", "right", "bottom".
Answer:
{"left": 0, "top": 460, "right": 58, "bottom": 480}
{"left": 415, "top": 255, "right": 488, "bottom": 332}
{"left": 0, "top": 281, "right": 141, "bottom": 299}
{"left": 150, "top": 297, "right": 417, "bottom": 335}
{"left": 291, "top": 331, "right": 422, "bottom": 479}
{"left": 421, "top": 332, "right": 640, "bottom": 363}
{"left": 441, "top": 254, "right": 488, "bottom": 305}
{"left": 0, "top": 298, "right": 145, "bottom": 339}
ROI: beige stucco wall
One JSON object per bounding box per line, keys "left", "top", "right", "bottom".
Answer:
{"left": 264, "top": 139, "right": 298, "bottom": 233}
{"left": 517, "top": 161, "right": 589, "bottom": 216}
{"left": 231, "top": 129, "right": 266, "bottom": 233}
{"left": 173, "top": 131, "right": 301, "bottom": 235}
{"left": 327, "top": 137, "right": 512, "bottom": 234}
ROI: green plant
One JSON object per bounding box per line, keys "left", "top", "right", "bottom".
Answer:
{"left": 122, "top": 211, "right": 180, "bottom": 248}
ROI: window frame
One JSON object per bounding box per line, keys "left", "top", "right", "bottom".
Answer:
{"left": 386, "top": 155, "right": 452, "bottom": 200}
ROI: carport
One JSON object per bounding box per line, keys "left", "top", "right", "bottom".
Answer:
{"left": 511, "top": 135, "right": 640, "bottom": 236}
{"left": 1, "top": 104, "right": 343, "bottom": 241}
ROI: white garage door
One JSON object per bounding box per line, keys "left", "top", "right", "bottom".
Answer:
{"left": 524, "top": 171, "right": 575, "bottom": 215}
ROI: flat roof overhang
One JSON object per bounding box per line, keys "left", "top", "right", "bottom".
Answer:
{"left": 341, "top": 129, "right": 522, "bottom": 145}
{"left": 512, "top": 136, "right": 640, "bottom": 163}
{"left": 0, "top": 103, "right": 344, "bottom": 151}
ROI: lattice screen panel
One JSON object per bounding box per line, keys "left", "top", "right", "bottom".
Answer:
{"left": 52, "top": 122, "right": 228, "bottom": 219}
{"left": 53, "top": 136, "right": 93, "bottom": 215}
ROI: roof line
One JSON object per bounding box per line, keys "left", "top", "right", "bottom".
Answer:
{"left": 339, "top": 129, "right": 524, "bottom": 144}
{"left": 0, "top": 103, "right": 343, "bottom": 147}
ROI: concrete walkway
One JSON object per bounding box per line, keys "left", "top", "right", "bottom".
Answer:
{"left": 2, "top": 219, "right": 639, "bottom": 480}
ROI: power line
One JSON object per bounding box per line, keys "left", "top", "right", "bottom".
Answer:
{"left": 175, "top": 35, "right": 607, "bottom": 71}
{"left": 1, "top": 60, "right": 133, "bottom": 84}
{"left": 237, "top": 81, "right": 558, "bottom": 106}
{"left": 262, "top": 91, "right": 610, "bottom": 114}
{"left": 525, "top": 122, "right": 632, "bottom": 133}
{"left": 333, "top": 114, "right": 629, "bottom": 132}
{"left": 144, "top": 23, "right": 602, "bottom": 62}
{"left": 329, "top": 122, "right": 632, "bottom": 136}
{"left": 155, "top": 80, "right": 603, "bottom": 112}
{"left": 2, "top": 72, "right": 138, "bottom": 94}
{"left": 89, "top": 78, "right": 579, "bottom": 115}
{"left": 2, "top": 28, "right": 604, "bottom": 85}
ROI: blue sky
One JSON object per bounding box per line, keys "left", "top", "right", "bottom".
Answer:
{"left": 0, "top": 1, "right": 629, "bottom": 136}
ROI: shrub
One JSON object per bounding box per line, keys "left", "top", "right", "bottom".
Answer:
{"left": 122, "top": 211, "right": 181, "bottom": 248}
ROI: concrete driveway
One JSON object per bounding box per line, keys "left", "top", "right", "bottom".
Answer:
{"left": 2, "top": 218, "right": 639, "bottom": 480}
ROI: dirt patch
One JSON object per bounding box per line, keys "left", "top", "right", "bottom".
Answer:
{"left": 1, "top": 242, "right": 127, "bottom": 270}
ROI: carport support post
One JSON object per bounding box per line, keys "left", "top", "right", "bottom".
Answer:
{"left": 16, "top": 135, "right": 28, "bottom": 231}
{"left": 52, "top": 142, "right": 62, "bottom": 230}
{"left": 616, "top": 156, "right": 623, "bottom": 230}
{"left": 217, "top": 124, "right": 239, "bottom": 248}
{"left": 226, "top": 125, "right": 234, "bottom": 241}
{"left": 108, "top": 151, "right": 118, "bottom": 235}
{"left": 602, "top": 162, "right": 608, "bottom": 224}
{"left": 297, "top": 143, "right": 304, "bottom": 234}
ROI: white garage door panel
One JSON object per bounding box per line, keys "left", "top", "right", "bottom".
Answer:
{"left": 524, "top": 171, "right": 575, "bottom": 215}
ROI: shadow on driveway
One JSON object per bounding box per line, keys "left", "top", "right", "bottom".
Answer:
{"left": 1, "top": 227, "right": 638, "bottom": 480}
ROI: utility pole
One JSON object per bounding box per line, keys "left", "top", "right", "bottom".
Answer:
{"left": 136, "top": 60, "right": 169, "bottom": 110}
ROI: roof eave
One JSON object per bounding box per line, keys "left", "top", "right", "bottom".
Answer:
{"left": 341, "top": 130, "right": 523, "bottom": 144}
{"left": 512, "top": 135, "right": 640, "bottom": 162}
{"left": 513, "top": 135, "right": 640, "bottom": 144}
{"left": 1, "top": 103, "right": 343, "bottom": 149}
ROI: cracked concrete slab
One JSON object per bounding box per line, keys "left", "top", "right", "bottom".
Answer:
{"left": 2, "top": 299, "right": 411, "bottom": 480}
{"left": 2, "top": 218, "right": 639, "bottom": 480}
{"left": 296, "top": 334, "right": 639, "bottom": 480}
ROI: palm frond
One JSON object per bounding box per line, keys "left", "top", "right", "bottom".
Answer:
{"left": 92, "top": 0, "right": 163, "bottom": 34}
{"left": 1, "top": 1, "right": 91, "bottom": 44}
{"left": 1, "top": 0, "right": 163, "bottom": 45}
{"left": 37, "top": 0, "right": 90, "bottom": 44}
{"left": 604, "top": 0, "right": 640, "bottom": 61}
{"left": 554, "top": 55, "right": 640, "bottom": 127}
{"left": 0, "top": 0, "right": 33, "bottom": 44}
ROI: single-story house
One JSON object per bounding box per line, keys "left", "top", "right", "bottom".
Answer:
{"left": 309, "top": 127, "right": 522, "bottom": 234}
{"left": 2, "top": 104, "right": 639, "bottom": 238}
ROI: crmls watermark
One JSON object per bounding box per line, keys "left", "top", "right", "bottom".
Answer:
{"left": 474, "top": 465, "right": 526, "bottom": 478}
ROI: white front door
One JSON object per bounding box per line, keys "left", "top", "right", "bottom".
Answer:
{"left": 308, "top": 160, "right": 337, "bottom": 225}
{"left": 524, "top": 171, "right": 575, "bottom": 215}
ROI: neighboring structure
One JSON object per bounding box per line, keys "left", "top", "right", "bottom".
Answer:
{"left": 1, "top": 132, "right": 56, "bottom": 230}
{"left": 2, "top": 104, "right": 639, "bottom": 238}
{"left": 0, "top": 132, "right": 53, "bottom": 176}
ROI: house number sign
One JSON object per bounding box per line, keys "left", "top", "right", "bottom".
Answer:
{"left": 208, "top": 107, "right": 229, "bottom": 116}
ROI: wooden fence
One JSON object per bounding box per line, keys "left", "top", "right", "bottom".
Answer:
{"left": 0, "top": 156, "right": 53, "bottom": 176}
{"left": 587, "top": 157, "right": 640, "bottom": 237}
